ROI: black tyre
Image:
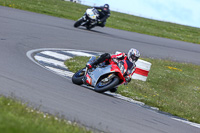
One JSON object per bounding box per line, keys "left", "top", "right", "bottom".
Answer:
{"left": 72, "top": 68, "right": 85, "bottom": 85}
{"left": 86, "top": 26, "right": 91, "bottom": 30}
{"left": 74, "top": 18, "right": 83, "bottom": 28}
{"left": 94, "top": 76, "right": 119, "bottom": 93}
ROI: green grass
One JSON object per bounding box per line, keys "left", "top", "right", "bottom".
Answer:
{"left": 64, "top": 56, "right": 200, "bottom": 124}
{"left": 1, "top": 0, "right": 200, "bottom": 44}
{"left": 1, "top": 0, "right": 200, "bottom": 128}
{"left": 0, "top": 96, "right": 91, "bottom": 133}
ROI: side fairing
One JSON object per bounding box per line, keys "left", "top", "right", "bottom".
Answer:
{"left": 88, "top": 65, "right": 113, "bottom": 86}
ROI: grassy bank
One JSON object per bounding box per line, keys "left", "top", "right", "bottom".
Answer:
{"left": 0, "top": 96, "right": 91, "bottom": 133}
{"left": 64, "top": 56, "right": 200, "bottom": 124}
{"left": 0, "top": 0, "right": 200, "bottom": 44}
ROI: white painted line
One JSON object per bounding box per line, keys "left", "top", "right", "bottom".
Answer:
{"left": 63, "top": 51, "right": 95, "bottom": 57}
{"left": 41, "top": 51, "right": 72, "bottom": 60}
{"left": 46, "top": 66, "right": 74, "bottom": 77}
{"left": 29, "top": 49, "right": 200, "bottom": 130}
{"left": 105, "top": 91, "right": 145, "bottom": 106}
{"left": 81, "top": 85, "right": 145, "bottom": 106}
{"left": 172, "top": 118, "right": 200, "bottom": 129}
{"left": 35, "top": 55, "right": 66, "bottom": 68}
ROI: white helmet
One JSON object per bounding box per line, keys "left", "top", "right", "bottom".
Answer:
{"left": 127, "top": 48, "right": 140, "bottom": 63}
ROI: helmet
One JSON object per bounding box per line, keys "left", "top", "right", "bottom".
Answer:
{"left": 104, "top": 4, "right": 109, "bottom": 10}
{"left": 127, "top": 48, "right": 140, "bottom": 63}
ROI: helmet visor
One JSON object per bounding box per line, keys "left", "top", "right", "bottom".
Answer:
{"left": 131, "top": 55, "right": 138, "bottom": 61}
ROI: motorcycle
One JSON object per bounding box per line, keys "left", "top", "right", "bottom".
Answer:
{"left": 74, "top": 8, "right": 99, "bottom": 30}
{"left": 72, "top": 56, "right": 129, "bottom": 93}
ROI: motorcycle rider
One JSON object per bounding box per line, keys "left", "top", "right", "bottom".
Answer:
{"left": 93, "top": 4, "right": 111, "bottom": 27}
{"left": 86, "top": 48, "right": 140, "bottom": 92}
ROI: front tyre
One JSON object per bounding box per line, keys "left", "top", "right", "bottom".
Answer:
{"left": 74, "top": 18, "right": 84, "bottom": 28}
{"left": 72, "top": 68, "right": 85, "bottom": 85}
{"left": 94, "top": 77, "right": 119, "bottom": 93}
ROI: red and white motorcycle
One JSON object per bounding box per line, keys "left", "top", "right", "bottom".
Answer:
{"left": 72, "top": 56, "right": 129, "bottom": 93}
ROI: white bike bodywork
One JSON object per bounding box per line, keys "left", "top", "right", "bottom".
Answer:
{"left": 86, "top": 8, "right": 99, "bottom": 20}
{"left": 74, "top": 8, "right": 100, "bottom": 30}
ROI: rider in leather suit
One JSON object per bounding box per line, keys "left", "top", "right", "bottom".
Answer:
{"left": 86, "top": 48, "right": 140, "bottom": 92}
{"left": 93, "top": 4, "right": 111, "bottom": 27}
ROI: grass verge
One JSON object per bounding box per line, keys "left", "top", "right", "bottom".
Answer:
{"left": 0, "top": 0, "right": 200, "bottom": 44}
{"left": 64, "top": 56, "right": 200, "bottom": 124}
{"left": 0, "top": 96, "right": 91, "bottom": 133}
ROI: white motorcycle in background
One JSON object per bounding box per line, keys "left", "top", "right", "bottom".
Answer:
{"left": 74, "top": 8, "right": 99, "bottom": 30}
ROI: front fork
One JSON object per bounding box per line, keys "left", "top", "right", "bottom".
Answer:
{"left": 80, "top": 16, "right": 89, "bottom": 26}
{"left": 82, "top": 67, "right": 90, "bottom": 85}
{"left": 82, "top": 14, "right": 87, "bottom": 21}
{"left": 85, "top": 67, "right": 88, "bottom": 75}
{"left": 81, "top": 14, "right": 96, "bottom": 26}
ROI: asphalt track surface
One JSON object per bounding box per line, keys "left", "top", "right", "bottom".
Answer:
{"left": 0, "top": 6, "right": 200, "bottom": 133}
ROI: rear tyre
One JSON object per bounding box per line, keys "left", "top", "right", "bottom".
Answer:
{"left": 72, "top": 68, "right": 85, "bottom": 85}
{"left": 74, "top": 18, "right": 83, "bottom": 28}
{"left": 86, "top": 25, "right": 91, "bottom": 30}
{"left": 94, "top": 76, "right": 119, "bottom": 93}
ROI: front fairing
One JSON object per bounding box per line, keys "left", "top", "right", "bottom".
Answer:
{"left": 87, "top": 62, "right": 125, "bottom": 87}
{"left": 88, "top": 65, "right": 112, "bottom": 86}
{"left": 86, "top": 8, "right": 99, "bottom": 20}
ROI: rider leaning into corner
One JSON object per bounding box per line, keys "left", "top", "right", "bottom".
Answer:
{"left": 93, "top": 4, "right": 111, "bottom": 27}
{"left": 86, "top": 48, "right": 140, "bottom": 92}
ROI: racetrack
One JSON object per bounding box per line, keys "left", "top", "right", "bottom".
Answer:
{"left": 0, "top": 6, "right": 200, "bottom": 133}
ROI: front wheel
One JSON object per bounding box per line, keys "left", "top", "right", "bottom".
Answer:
{"left": 94, "top": 76, "right": 119, "bottom": 93}
{"left": 74, "top": 18, "right": 84, "bottom": 28}
{"left": 72, "top": 68, "right": 85, "bottom": 85}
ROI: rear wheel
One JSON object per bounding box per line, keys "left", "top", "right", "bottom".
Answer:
{"left": 86, "top": 25, "right": 91, "bottom": 30}
{"left": 94, "top": 76, "right": 119, "bottom": 93}
{"left": 72, "top": 68, "right": 85, "bottom": 85}
{"left": 74, "top": 18, "right": 83, "bottom": 28}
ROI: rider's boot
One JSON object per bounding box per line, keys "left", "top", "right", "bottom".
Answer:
{"left": 97, "top": 21, "right": 106, "bottom": 27}
{"left": 86, "top": 53, "right": 111, "bottom": 69}
{"left": 86, "top": 58, "right": 101, "bottom": 69}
